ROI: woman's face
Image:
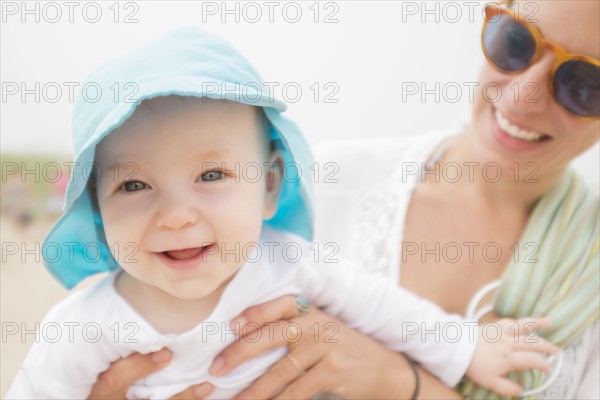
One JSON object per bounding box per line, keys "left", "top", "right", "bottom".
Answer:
{"left": 469, "top": 0, "right": 599, "bottom": 177}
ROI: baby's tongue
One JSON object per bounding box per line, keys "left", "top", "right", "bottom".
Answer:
{"left": 165, "top": 247, "right": 203, "bottom": 260}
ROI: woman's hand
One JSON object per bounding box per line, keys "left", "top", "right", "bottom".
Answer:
{"left": 86, "top": 348, "right": 214, "bottom": 399}
{"left": 208, "top": 295, "right": 422, "bottom": 399}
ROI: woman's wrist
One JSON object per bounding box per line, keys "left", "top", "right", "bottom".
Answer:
{"left": 401, "top": 354, "right": 420, "bottom": 400}
{"left": 378, "top": 352, "right": 420, "bottom": 399}
{"left": 388, "top": 352, "right": 464, "bottom": 400}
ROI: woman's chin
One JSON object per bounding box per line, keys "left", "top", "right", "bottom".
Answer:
{"left": 465, "top": 122, "right": 512, "bottom": 168}
{"left": 472, "top": 137, "right": 515, "bottom": 169}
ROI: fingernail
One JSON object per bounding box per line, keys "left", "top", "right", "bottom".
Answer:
{"left": 210, "top": 356, "right": 225, "bottom": 376}
{"left": 194, "top": 383, "right": 212, "bottom": 398}
{"left": 152, "top": 348, "right": 171, "bottom": 363}
{"left": 232, "top": 317, "right": 246, "bottom": 333}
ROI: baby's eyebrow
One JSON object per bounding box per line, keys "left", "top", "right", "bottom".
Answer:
{"left": 194, "top": 150, "right": 231, "bottom": 160}
{"left": 97, "top": 150, "right": 235, "bottom": 176}
{"left": 100, "top": 162, "right": 140, "bottom": 181}
{"left": 105, "top": 163, "right": 124, "bottom": 171}
{"left": 103, "top": 162, "right": 138, "bottom": 171}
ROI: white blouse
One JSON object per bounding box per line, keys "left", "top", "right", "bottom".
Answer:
{"left": 312, "top": 131, "right": 600, "bottom": 399}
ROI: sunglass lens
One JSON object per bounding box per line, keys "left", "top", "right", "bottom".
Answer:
{"left": 554, "top": 60, "right": 600, "bottom": 118}
{"left": 484, "top": 14, "right": 536, "bottom": 72}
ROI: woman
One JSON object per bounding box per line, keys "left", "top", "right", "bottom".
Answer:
{"left": 88, "top": 0, "right": 599, "bottom": 398}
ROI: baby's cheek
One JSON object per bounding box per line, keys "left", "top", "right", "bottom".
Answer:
{"left": 102, "top": 229, "right": 122, "bottom": 261}
{"left": 102, "top": 221, "right": 139, "bottom": 262}
{"left": 219, "top": 214, "right": 264, "bottom": 255}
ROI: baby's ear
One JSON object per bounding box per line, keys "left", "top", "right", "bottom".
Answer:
{"left": 263, "top": 151, "right": 283, "bottom": 220}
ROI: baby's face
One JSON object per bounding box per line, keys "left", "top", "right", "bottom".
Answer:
{"left": 94, "top": 96, "right": 279, "bottom": 300}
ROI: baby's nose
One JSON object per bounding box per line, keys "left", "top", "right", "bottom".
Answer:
{"left": 155, "top": 193, "right": 201, "bottom": 230}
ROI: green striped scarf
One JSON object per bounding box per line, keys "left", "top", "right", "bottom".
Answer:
{"left": 458, "top": 170, "right": 600, "bottom": 399}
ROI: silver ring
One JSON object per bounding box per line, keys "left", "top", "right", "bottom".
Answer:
{"left": 294, "top": 295, "right": 310, "bottom": 316}
{"left": 285, "top": 353, "right": 305, "bottom": 377}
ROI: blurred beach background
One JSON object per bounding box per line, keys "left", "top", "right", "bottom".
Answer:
{"left": 1, "top": 1, "right": 598, "bottom": 396}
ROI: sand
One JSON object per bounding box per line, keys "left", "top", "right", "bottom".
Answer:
{"left": 0, "top": 219, "right": 102, "bottom": 397}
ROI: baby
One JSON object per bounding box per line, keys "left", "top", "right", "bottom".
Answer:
{"left": 7, "top": 28, "right": 557, "bottom": 399}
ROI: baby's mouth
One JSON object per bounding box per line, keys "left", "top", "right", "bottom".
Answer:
{"left": 162, "top": 245, "right": 212, "bottom": 260}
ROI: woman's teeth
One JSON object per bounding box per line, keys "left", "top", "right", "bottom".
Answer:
{"left": 495, "top": 109, "right": 548, "bottom": 142}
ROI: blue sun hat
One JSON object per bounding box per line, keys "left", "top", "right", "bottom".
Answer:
{"left": 42, "top": 27, "right": 314, "bottom": 289}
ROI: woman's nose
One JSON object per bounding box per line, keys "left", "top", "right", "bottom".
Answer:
{"left": 155, "top": 193, "right": 201, "bottom": 231}
{"left": 503, "top": 53, "right": 555, "bottom": 115}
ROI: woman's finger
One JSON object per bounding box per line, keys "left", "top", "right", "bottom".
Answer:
{"left": 169, "top": 382, "right": 214, "bottom": 399}
{"left": 231, "top": 294, "right": 304, "bottom": 336}
{"left": 210, "top": 320, "right": 295, "bottom": 376}
{"left": 233, "top": 350, "right": 323, "bottom": 400}
{"left": 88, "top": 349, "right": 172, "bottom": 399}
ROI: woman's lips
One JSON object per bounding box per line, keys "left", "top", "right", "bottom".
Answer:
{"left": 155, "top": 244, "right": 215, "bottom": 271}
{"left": 490, "top": 107, "right": 552, "bottom": 152}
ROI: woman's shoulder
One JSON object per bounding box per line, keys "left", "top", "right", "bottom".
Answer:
{"left": 313, "top": 131, "right": 448, "bottom": 163}
{"left": 312, "top": 130, "right": 456, "bottom": 194}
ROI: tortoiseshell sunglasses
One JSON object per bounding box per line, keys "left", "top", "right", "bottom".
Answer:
{"left": 482, "top": 1, "right": 600, "bottom": 119}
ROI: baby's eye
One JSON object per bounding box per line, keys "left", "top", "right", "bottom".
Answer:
{"left": 201, "top": 171, "right": 224, "bottom": 182}
{"left": 120, "top": 181, "right": 147, "bottom": 192}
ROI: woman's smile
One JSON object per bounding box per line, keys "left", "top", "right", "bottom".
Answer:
{"left": 489, "top": 106, "right": 554, "bottom": 152}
